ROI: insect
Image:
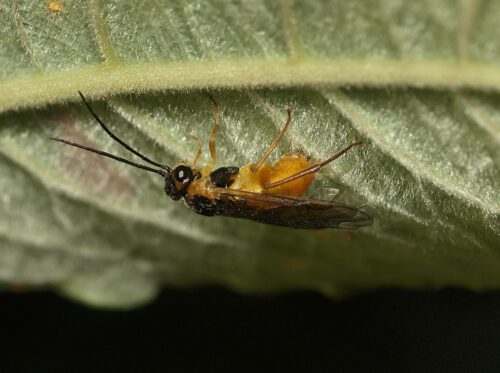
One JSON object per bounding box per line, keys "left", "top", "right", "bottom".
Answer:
{"left": 48, "top": 1, "right": 62, "bottom": 12}
{"left": 51, "top": 92, "right": 373, "bottom": 229}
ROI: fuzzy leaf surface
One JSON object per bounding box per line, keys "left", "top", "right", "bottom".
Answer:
{"left": 0, "top": 0, "right": 498, "bottom": 307}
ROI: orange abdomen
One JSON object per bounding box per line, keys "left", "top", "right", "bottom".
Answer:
{"left": 230, "top": 154, "right": 314, "bottom": 197}
{"left": 265, "top": 154, "right": 314, "bottom": 197}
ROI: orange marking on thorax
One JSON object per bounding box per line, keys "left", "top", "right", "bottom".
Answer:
{"left": 186, "top": 166, "right": 218, "bottom": 200}
{"left": 231, "top": 154, "right": 314, "bottom": 197}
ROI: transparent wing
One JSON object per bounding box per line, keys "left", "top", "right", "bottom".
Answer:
{"left": 213, "top": 189, "right": 373, "bottom": 229}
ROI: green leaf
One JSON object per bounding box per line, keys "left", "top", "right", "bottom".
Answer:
{"left": 0, "top": 0, "right": 499, "bottom": 308}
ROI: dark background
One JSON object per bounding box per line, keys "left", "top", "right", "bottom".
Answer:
{"left": 2, "top": 287, "right": 500, "bottom": 372}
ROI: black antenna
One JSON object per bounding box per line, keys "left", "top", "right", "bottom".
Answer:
{"left": 78, "top": 91, "right": 167, "bottom": 170}
{"left": 50, "top": 137, "right": 167, "bottom": 177}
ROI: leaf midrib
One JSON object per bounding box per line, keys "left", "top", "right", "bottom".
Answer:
{"left": 2, "top": 58, "right": 500, "bottom": 113}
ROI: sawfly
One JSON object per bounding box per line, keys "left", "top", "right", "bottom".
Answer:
{"left": 51, "top": 92, "right": 373, "bottom": 229}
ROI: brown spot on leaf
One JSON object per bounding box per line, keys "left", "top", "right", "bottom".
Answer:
{"left": 5, "top": 282, "right": 30, "bottom": 293}
{"left": 52, "top": 112, "right": 137, "bottom": 198}
{"left": 280, "top": 257, "right": 313, "bottom": 273}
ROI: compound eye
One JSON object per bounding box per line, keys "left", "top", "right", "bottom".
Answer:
{"left": 173, "top": 165, "right": 194, "bottom": 184}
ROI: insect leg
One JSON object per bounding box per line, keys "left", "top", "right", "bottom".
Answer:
{"left": 190, "top": 133, "right": 202, "bottom": 168}
{"left": 252, "top": 109, "right": 292, "bottom": 172}
{"left": 263, "top": 141, "right": 362, "bottom": 189}
{"left": 208, "top": 95, "right": 220, "bottom": 167}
